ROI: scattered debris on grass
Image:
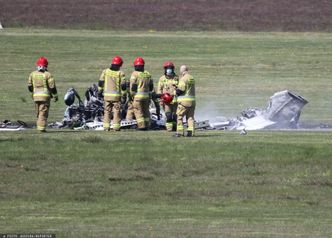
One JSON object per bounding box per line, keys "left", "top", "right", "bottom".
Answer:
{"left": 0, "top": 120, "right": 27, "bottom": 131}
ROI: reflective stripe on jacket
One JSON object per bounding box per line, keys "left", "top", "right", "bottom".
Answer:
{"left": 177, "top": 73, "right": 195, "bottom": 103}
{"left": 130, "top": 71, "right": 153, "bottom": 101}
{"left": 28, "top": 71, "right": 54, "bottom": 101}
{"left": 157, "top": 75, "right": 179, "bottom": 103}
{"left": 100, "top": 69, "right": 125, "bottom": 101}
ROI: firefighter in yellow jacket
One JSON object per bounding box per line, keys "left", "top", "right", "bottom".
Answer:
{"left": 98, "top": 56, "right": 126, "bottom": 131}
{"left": 28, "top": 57, "right": 58, "bottom": 132}
{"left": 157, "top": 61, "right": 179, "bottom": 131}
{"left": 175, "top": 65, "right": 196, "bottom": 137}
{"left": 129, "top": 57, "right": 154, "bottom": 130}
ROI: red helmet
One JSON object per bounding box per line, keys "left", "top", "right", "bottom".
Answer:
{"left": 161, "top": 93, "right": 173, "bottom": 104}
{"left": 134, "top": 57, "right": 145, "bottom": 66}
{"left": 36, "top": 57, "right": 48, "bottom": 67}
{"left": 163, "top": 61, "right": 174, "bottom": 69}
{"left": 112, "top": 56, "right": 123, "bottom": 66}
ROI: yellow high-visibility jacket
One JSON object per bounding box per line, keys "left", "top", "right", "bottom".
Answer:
{"left": 157, "top": 74, "right": 179, "bottom": 104}
{"left": 28, "top": 71, "right": 57, "bottom": 102}
{"left": 130, "top": 71, "right": 153, "bottom": 101}
{"left": 177, "top": 72, "right": 195, "bottom": 107}
{"left": 99, "top": 68, "right": 126, "bottom": 101}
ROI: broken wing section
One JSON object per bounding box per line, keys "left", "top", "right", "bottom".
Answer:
{"left": 239, "top": 90, "right": 308, "bottom": 130}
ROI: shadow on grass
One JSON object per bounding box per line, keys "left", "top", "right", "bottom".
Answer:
{"left": 42, "top": 130, "right": 85, "bottom": 133}
{"left": 188, "top": 134, "right": 226, "bottom": 138}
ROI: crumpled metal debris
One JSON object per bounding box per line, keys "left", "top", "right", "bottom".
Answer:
{"left": 0, "top": 120, "right": 27, "bottom": 131}
{"left": 49, "top": 89, "right": 308, "bottom": 132}
{"left": 49, "top": 85, "right": 166, "bottom": 130}
{"left": 210, "top": 90, "right": 308, "bottom": 131}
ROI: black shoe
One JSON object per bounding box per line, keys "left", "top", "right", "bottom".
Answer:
{"left": 186, "top": 131, "right": 193, "bottom": 137}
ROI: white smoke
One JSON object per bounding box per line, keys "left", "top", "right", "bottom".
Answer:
{"left": 195, "top": 101, "right": 225, "bottom": 122}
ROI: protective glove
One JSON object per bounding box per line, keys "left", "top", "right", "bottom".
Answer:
{"left": 131, "top": 84, "right": 138, "bottom": 92}
{"left": 53, "top": 95, "right": 58, "bottom": 102}
{"left": 176, "top": 88, "right": 184, "bottom": 96}
{"left": 151, "top": 92, "right": 162, "bottom": 99}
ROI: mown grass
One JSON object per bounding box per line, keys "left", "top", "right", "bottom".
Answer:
{"left": 0, "top": 130, "right": 331, "bottom": 237}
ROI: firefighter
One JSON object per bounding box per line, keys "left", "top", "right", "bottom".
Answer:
{"left": 175, "top": 65, "right": 196, "bottom": 137}
{"left": 28, "top": 57, "right": 58, "bottom": 132}
{"left": 98, "top": 56, "right": 126, "bottom": 131}
{"left": 129, "top": 57, "right": 154, "bottom": 130}
{"left": 157, "top": 61, "right": 179, "bottom": 131}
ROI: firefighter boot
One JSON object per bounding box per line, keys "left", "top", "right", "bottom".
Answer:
{"left": 186, "top": 131, "right": 193, "bottom": 137}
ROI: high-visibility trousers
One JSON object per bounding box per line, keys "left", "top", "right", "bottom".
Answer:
{"left": 104, "top": 100, "right": 121, "bottom": 131}
{"left": 126, "top": 100, "right": 135, "bottom": 120}
{"left": 163, "top": 102, "right": 177, "bottom": 131}
{"left": 176, "top": 102, "right": 195, "bottom": 135}
{"left": 35, "top": 100, "right": 50, "bottom": 131}
{"left": 133, "top": 99, "right": 150, "bottom": 129}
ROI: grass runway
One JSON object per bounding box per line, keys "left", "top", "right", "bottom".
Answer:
{"left": 0, "top": 29, "right": 332, "bottom": 237}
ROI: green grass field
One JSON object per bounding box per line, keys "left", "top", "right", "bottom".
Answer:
{"left": 0, "top": 29, "right": 332, "bottom": 237}
{"left": 1, "top": 130, "right": 332, "bottom": 237}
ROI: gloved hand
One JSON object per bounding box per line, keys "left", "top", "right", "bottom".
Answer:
{"left": 131, "top": 84, "right": 138, "bottom": 92}
{"left": 152, "top": 93, "right": 162, "bottom": 99}
{"left": 53, "top": 95, "right": 58, "bottom": 102}
{"left": 176, "top": 88, "right": 184, "bottom": 96}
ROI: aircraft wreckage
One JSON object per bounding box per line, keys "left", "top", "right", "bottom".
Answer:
{"left": 210, "top": 90, "right": 309, "bottom": 131}
{"left": 1, "top": 86, "right": 310, "bottom": 132}
{"left": 49, "top": 86, "right": 309, "bottom": 131}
